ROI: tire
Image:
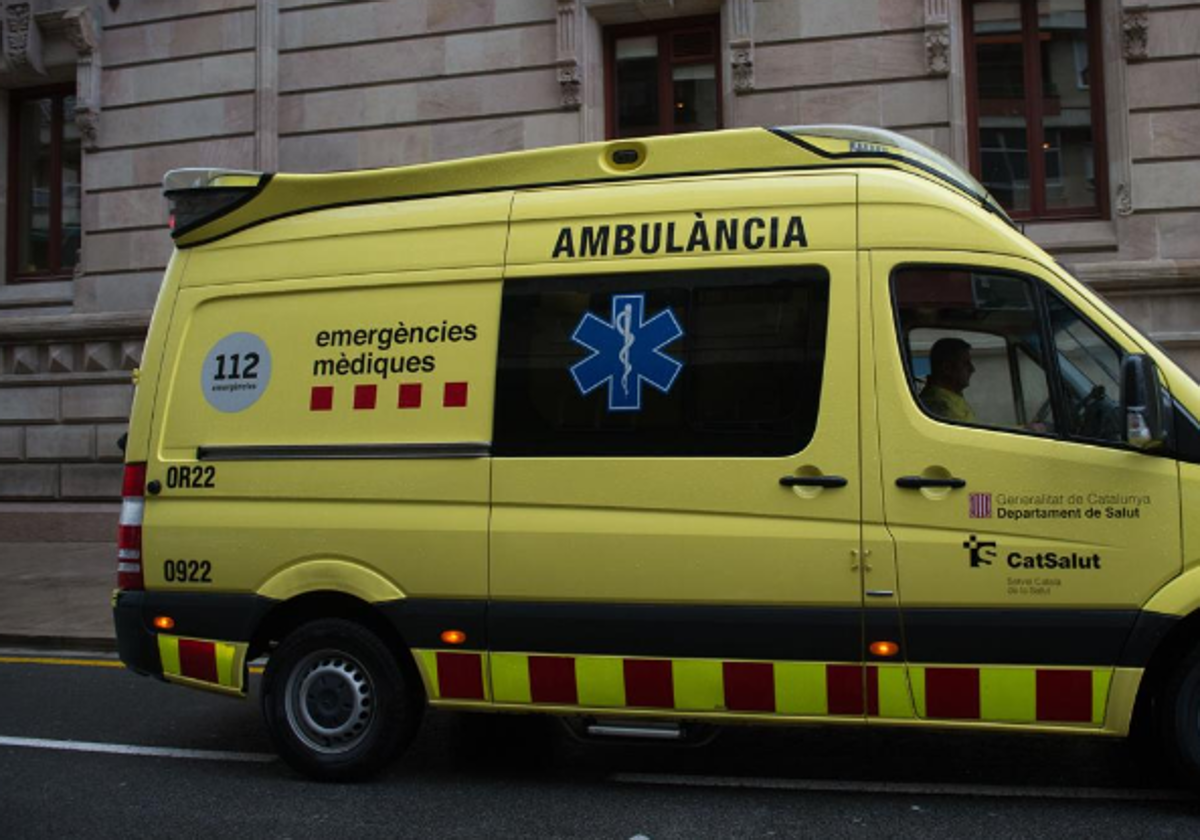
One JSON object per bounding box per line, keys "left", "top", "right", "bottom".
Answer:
{"left": 261, "top": 619, "right": 423, "bottom": 781}
{"left": 1158, "top": 645, "right": 1200, "bottom": 790}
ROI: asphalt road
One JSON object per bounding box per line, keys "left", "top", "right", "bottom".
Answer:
{"left": 2, "top": 651, "right": 1200, "bottom": 839}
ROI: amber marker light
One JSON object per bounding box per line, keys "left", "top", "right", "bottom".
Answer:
{"left": 153, "top": 615, "right": 175, "bottom": 631}
{"left": 870, "top": 641, "right": 899, "bottom": 657}
{"left": 441, "top": 630, "right": 467, "bottom": 645}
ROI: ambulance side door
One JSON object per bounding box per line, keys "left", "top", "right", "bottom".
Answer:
{"left": 872, "top": 252, "right": 1180, "bottom": 728}
{"left": 484, "top": 175, "right": 875, "bottom": 720}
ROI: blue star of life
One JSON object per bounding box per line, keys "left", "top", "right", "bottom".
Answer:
{"left": 570, "top": 293, "right": 684, "bottom": 411}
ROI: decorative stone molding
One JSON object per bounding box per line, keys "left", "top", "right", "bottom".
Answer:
{"left": 925, "top": 26, "right": 951, "bottom": 75}
{"left": 59, "top": 6, "right": 97, "bottom": 55}
{"left": 63, "top": 7, "right": 101, "bottom": 153}
{"left": 47, "top": 344, "right": 74, "bottom": 374}
{"left": 727, "top": 0, "right": 754, "bottom": 93}
{"left": 635, "top": 0, "right": 676, "bottom": 16}
{"left": 2, "top": 336, "right": 142, "bottom": 379}
{"left": 6, "top": 6, "right": 104, "bottom": 152}
{"left": 925, "top": 0, "right": 951, "bottom": 76}
{"left": 1115, "top": 183, "right": 1134, "bottom": 217}
{"left": 0, "top": 313, "right": 148, "bottom": 381}
{"left": 1122, "top": 5, "right": 1148, "bottom": 62}
{"left": 1074, "top": 260, "right": 1200, "bottom": 293}
{"left": 557, "top": 0, "right": 582, "bottom": 109}
{"left": 557, "top": 62, "right": 583, "bottom": 109}
{"left": 4, "top": 2, "right": 46, "bottom": 75}
{"left": 12, "top": 346, "right": 39, "bottom": 375}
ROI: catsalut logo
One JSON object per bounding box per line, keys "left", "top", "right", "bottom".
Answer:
{"left": 963, "top": 534, "right": 1102, "bottom": 570}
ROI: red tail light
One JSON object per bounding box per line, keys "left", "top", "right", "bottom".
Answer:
{"left": 117, "top": 463, "right": 147, "bottom": 590}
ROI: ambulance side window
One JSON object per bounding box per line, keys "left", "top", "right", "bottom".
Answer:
{"left": 1047, "top": 292, "right": 1125, "bottom": 444}
{"left": 493, "top": 266, "right": 830, "bottom": 457}
{"left": 893, "top": 268, "right": 1057, "bottom": 435}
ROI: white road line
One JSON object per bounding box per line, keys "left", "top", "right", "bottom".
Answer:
{"left": 610, "top": 772, "right": 1194, "bottom": 803}
{"left": 0, "top": 735, "right": 275, "bottom": 764}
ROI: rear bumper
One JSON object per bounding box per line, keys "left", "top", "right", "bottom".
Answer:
{"left": 112, "top": 589, "right": 274, "bottom": 687}
{"left": 113, "top": 590, "right": 162, "bottom": 677}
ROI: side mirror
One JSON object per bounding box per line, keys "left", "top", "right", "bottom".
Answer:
{"left": 1121, "top": 354, "right": 1168, "bottom": 450}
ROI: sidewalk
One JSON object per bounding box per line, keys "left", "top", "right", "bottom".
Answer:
{"left": 0, "top": 541, "right": 115, "bottom": 650}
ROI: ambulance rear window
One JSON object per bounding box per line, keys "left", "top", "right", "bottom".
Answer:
{"left": 493, "top": 266, "right": 829, "bottom": 457}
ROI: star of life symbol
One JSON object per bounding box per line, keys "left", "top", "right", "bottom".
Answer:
{"left": 570, "top": 293, "right": 684, "bottom": 411}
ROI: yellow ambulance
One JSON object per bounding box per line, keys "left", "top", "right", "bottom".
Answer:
{"left": 113, "top": 125, "right": 1200, "bottom": 784}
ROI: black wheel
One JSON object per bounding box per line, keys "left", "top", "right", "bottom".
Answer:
{"left": 261, "top": 619, "right": 422, "bottom": 781}
{"left": 1158, "top": 645, "right": 1200, "bottom": 790}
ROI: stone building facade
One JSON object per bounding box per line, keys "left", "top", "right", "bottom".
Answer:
{"left": 1, "top": 0, "right": 1198, "bottom": 538}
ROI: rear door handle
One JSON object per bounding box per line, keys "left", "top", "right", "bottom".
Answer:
{"left": 895, "top": 476, "right": 966, "bottom": 489}
{"left": 780, "top": 475, "right": 848, "bottom": 488}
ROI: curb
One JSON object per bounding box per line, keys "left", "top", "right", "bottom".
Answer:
{"left": 0, "top": 634, "right": 116, "bottom": 654}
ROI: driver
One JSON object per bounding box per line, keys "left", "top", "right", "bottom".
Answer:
{"left": 920, "top": 338, "right": 976, "bottom": 423}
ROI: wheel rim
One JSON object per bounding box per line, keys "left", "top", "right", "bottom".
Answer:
{"left": 283, "top": 649, "right": 375, "bottom": 755}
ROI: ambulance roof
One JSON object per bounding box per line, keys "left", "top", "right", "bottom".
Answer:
{"left": 166, "top": 125, "right": 1013, "bottom": 248}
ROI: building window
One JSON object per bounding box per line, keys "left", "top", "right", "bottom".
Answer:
{"left": 605, "top": 16, "right": 722, "bottom": 139}
{"left": 965, "top": 0, "right": 1107, "bottom": 219}
{"left": 7, "top": 87, "right": 82, "bottom": 282}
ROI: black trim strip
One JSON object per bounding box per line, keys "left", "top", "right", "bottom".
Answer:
{"left": 118, "top": 591, "right": 276, "bottom": 645}
{"left": 196, "top": 442, "right": 491, "bottom": 461}
{"left": 766, "top": 128, "right": 1016, "bottom": 229}
{"left": 176, "top": 162, "right": 866, "bottom": 250}
{"left": 175, "top": 127, "right": 1004, "bottom": 249}
{"left": 866, "top": 607, "right": 905, "bottom": 662}
{"left": 379, "top": 599, "right": 489, "bottom": 650}
{"left": 901, "top": 608, "right": 1147, "bottom": 666}
{"left": 115, "top": 590, "right": 1178, "bottom": 672}
{"left": 487, "top": 602, "right": 1165, "bottom": 667}
{"left": 1118, "top": 610, "right": 1180, "bottom": 667}
{"left": 488, "top": 602, "right": 863, "bottom": 662}
{"left": 169, "top": 172, "right": 274, "bottom": 239}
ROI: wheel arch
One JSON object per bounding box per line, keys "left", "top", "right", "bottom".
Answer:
{"left": 250, "top": 590, "right": 417, "bottom": 686}
{"left": 1131, "top": 609, "right": 1200, "bottom": 739}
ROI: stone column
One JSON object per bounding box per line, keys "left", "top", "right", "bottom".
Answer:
{"left": 256, "top": 0, "right": 280, "bottom": 172}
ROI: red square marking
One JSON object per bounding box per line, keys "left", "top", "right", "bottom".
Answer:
{"left": 925, "top": 667, "right": 981, "bottom": 719}
{"left": 178, "top": 639, "right": 218, "bottom": 683}
{"left": 398, "top": 383, "right": 423, "bottom": 409}
{"left": 436, "top": 652, "right": 485, "bottom": 700}
{"left": 623, "top": 659, "right": 674, "bottom": 708}
{"left": 723, "top": 661, "right": 776, "bottom": 712}
{"left": 353, "top": 384, "right": 377, "bottom": 410}
{"left": 826, "top": 664, "right": 864, "bottom": 715}
{"left": 309, "top": 386, "right": 334, "bottom": 411}
{"left": 1036, "top": 669, "right": 1092, "bottom": 722}
{"left": 443, "top": 382, "right": 469, "bottom": 408}
{"left": 529, "top": 656, "right": 578, "bottom": 705}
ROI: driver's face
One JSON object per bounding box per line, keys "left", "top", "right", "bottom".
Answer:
{"left": 947, "top": 350, "right": 975, "bottom": 392}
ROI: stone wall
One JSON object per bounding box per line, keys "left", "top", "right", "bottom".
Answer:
{"left": 1, "top": 0, "right": 1198, "bottom": 523}
{"left": 0, "top": 312, "right": 141, "bottom": 536}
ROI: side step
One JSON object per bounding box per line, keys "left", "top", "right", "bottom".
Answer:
{"left": 562, "top": 717, "right": 718, "bottom": 747}
{"left": 586, "top": 721, "right": 684, "bottom": 740}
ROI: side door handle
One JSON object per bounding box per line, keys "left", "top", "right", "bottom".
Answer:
{"left": 895, "top": 476, "right": 966, "bottom": 489}
{"left": 780, "top": 475, "right": 848, "bottom": 488}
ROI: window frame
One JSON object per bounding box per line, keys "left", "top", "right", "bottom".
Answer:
{"left": 603, "top": 14, "right": 724, "bottom": 141}
{"left": 889, "top": 263, "right": 1162, "bottom": 455}
{"left": 963, "top": 0, "right": 1109, "bottom": 221}
{"left": 6, "top": 84, "right": 79, "bottom": 284}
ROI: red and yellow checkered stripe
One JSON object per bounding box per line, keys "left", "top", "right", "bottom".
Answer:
{"left": 158, "top": 634, "right": 248, "bottom": 696}
{"left": 414, "top": 650, "right": 1112, "bottom": 727}
{"left": 911, "top": 665, "right": 1111, "bottom": 725}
